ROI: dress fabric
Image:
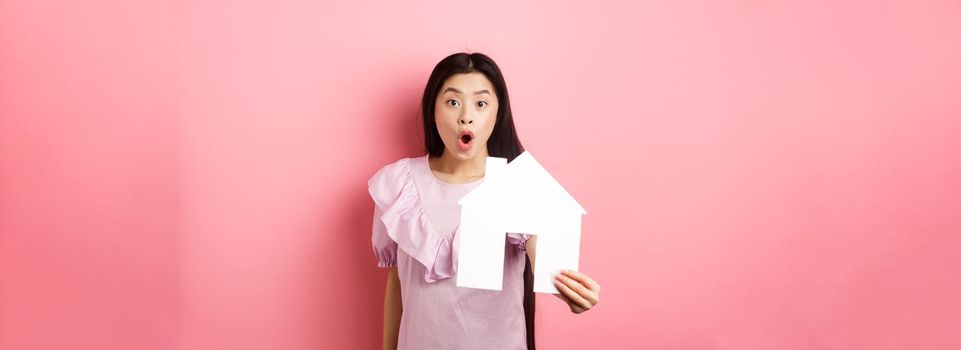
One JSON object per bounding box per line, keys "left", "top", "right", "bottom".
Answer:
{"left": 368, "top": 154, "right": 532, "bottom": 350}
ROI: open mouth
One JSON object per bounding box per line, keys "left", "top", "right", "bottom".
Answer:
{"left": 457, "top": 130, "right": 474, "bottom": 151}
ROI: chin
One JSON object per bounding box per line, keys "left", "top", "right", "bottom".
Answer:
{"left": 450, "top": 150, "right": 474, "bottom": 159}
{"left": 447, "top": 146, "right": 480, "bottom": 160}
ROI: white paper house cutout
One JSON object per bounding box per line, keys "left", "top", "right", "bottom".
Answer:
{"left": 456, "top": 151, "right": 586, "bottom": 294}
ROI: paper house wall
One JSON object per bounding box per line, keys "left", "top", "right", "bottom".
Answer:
{"left": 456, "top": 151, "right": 586, "bottom": 294}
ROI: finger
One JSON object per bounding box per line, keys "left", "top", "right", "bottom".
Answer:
{"left": 561, "top": 270, "right": 601, "bottom": 304}
{"left": 561, "top": 270, "right": 601, "bottom": 292}
{"left": 554, "top": 292, "right": 586, "bottom": 314}
{"left": 557, "top": 273, "right": 599, "bottom": 306}
{"left": 553, "top": 275, "right": 593, "bottom": 310}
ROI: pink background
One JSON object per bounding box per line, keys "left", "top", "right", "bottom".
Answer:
{"left": 2, "top": 0, "right": 960, "bottom": 349}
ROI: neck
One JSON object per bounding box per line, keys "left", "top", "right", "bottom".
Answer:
{"left": 430, "top": 148, "right": 490, "bottom": 181}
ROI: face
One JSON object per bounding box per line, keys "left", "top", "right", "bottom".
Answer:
{"left": 433, "top": 72, "right": 498, "bottom": 160}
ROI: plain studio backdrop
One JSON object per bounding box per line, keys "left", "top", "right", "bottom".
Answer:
{"left": 1, "top": 1, "right": 959, "bottom": 349}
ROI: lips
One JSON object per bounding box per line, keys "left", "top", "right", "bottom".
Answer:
{"left": 457, "top": 130, "right": 474, "bottom": 151}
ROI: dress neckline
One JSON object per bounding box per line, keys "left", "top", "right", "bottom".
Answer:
{"left": 422, "top": 154, "right": 485, "bottom": 187}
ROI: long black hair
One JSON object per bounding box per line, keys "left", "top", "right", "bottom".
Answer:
{"left": 420, "top": 52, "right": 535, "bottom": 349}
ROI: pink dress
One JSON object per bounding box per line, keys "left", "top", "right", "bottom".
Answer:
{"left": 368, "top": 154, "right": 532, "bottom": 350}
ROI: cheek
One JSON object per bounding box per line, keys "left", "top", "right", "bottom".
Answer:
{"left": 434, "top": 107, "right": 457, "bottom": 128}
{"left": 484, "top": 106, "right": 498, "bottom": 125}
{"left": 478, "top": 112, "right": 497, "bottom": 139}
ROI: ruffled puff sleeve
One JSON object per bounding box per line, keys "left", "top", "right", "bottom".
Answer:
{"left": 368, "top": 159, "right": 409, "bottom": 269}
{"left": 371, "top": 204, "right": 398, "bottom": 268}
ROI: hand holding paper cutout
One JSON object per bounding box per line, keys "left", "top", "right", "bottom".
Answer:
{"left": 553, "top": 269, "right": 601, "bottom": 314}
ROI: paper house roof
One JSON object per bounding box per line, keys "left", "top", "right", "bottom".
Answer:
{"left": 458, "top": 151, "right": 586, "bottom": 215}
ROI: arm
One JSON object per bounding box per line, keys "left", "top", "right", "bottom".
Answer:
{"left": 383, "top": 267, "right": 402, "bottom": 350}
{"left": 525, "top": 235, "right": 538, "bottom": 270}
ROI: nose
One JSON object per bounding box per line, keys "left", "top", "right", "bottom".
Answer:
{"left": 458, "top": 109, "right": 474, "bottom": 125}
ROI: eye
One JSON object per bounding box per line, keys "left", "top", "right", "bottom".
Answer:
{"left": 446, "top": 99, "right": 460, "bottom": 107}
{"left": 477, "top": 101, "right": 488, "bottom": 108}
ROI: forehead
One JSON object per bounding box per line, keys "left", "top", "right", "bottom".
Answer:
{"left": 441, "top": 72, "right": 494, "bottom": 93}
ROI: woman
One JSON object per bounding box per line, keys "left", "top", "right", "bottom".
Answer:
{"left": 369, "top": 52, "right": 601, "bottom": 350}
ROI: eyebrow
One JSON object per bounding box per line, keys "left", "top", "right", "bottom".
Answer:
{"left": 443, "top": 87, "right": 491, "bottom": 95}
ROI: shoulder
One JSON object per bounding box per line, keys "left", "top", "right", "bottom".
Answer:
{"left": 368, "top": 156, "right": 416, "bottom": 185}
{"left": 367, "top": 155, "right": 422, "bottom": 207}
